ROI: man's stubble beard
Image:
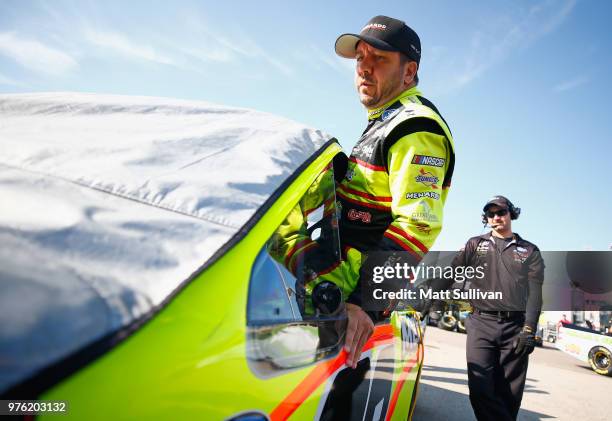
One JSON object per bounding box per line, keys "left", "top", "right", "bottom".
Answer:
{"left": 358, "top": 69, "right": 404, "bottom": 109}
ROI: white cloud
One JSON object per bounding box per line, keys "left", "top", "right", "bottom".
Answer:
{"left": 536, "top": 0, "right": 577, "bottom": 35}
{"left": 553, "top": 75, "right": 589, "bottom": 92}
{"left": 428, "top": 46, "right": 450, "bottom": 67}
{"left": 0, "top": 72, "right": 27, "bottom": 88}
{"left": 262, "top": 53, "right": 294, "bottom": 76}
{"left": 290, "top": 44, "right": 355, "bottom": 80}
{"left": 81, "top": 20, "right": 294, "bottom": 76}
{"left": 177, "top": 46, "right": 233, "bottom": 63}
{"left": 177, "top": 13, "right": 295, "bottom": 76}
{"left": 313, "top": 44, "right": 353, "bottom": 74}
{"left": 207, "top": 31, "right": 294, "bottom": 76}
{"left": 0, "top": 32, "right": 78, "bottom": 76}
{"left": 84, "top": 29, "right": 177, "bottom": 66}
{"left": 445, "top": 0, "right": 577, "bottom": 91}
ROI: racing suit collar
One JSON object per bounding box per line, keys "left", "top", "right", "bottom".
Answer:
{"left": 367, "top": 86, "right": 422, "bottom": 120}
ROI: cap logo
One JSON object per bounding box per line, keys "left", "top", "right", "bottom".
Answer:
{"left": 362, "top": 23, "right": 387, "bottom": 31}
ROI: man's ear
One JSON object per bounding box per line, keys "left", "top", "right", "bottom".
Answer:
{"left": 404, "top": 61, "right": 418, "bottom": 86}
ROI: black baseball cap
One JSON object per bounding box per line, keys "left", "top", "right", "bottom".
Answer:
{"left": 483, "top": 195, "right": 512, "bottom": 212}
{"left": 335, "top": 15, "right": 421, "bottom": 63}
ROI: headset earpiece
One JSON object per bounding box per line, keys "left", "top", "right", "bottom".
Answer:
{"left": 506, "top": 200, "right": 520, "bottom": 220}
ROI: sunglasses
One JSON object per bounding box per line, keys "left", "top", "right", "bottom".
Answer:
{"left": 486, "top": 209, "right": 509, "bottom": 218}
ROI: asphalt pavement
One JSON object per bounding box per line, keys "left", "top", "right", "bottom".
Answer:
{"left": 413, "top": 326, "right": 610, "bottom": 421}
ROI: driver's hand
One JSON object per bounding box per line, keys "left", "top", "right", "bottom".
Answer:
{"left": 344, "top": 303, "right": 374, "bottom": 369}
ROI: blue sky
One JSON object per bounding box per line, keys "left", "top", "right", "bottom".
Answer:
{"left": 1, "top": 0, "right": 610, "bottom": 251}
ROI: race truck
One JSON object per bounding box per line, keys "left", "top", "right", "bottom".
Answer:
{"left": 0, "top": 93, "right": 425, "bottom": 420}
{"left": 556, "top": 324, "right": 612, "bottom": 376}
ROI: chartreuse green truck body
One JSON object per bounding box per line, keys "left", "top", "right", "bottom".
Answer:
{"left": 0, "top": 93, "right": 424, "bottom": 421}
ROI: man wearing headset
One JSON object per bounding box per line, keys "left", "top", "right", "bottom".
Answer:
{"left": 452, "top": 195, "right": 544, "bottom": 421}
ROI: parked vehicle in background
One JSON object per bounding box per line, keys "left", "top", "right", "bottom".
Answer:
{"left": 456, "top": 310, "right": 469, "bottom": 334}
{"left": 427, "top": 302, "right": 470, "bottom": 334}
{"left": 556, "top": 324, "right": 612, "bottom": 376}
{"left": 437, "top": 310, "right": 457, "bottom": 331}
{"left": 542, "top": 322, "right": 558, "bottom": 344}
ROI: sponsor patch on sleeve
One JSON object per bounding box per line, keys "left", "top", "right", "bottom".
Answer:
{"left": 406, "top": 191, "right": 440, "bottom": 200}
{"left": 347, "top": 209, "right": 372, "bottom": 223}
{"left": 411, "top": 154, "right": 445, "bottom": 167}
{"left": 414, "top": 168, "right": 439, "bottom": 189}
{"left": 414, "top": 222, "right": 431, "bottom": 235}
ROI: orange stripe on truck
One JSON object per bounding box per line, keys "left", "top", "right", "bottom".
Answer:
{"left": 385, "top": 343, "right": 424, "bottom": 421}
{"left": 269, "top": 324, "right": 394, "bottom": 421}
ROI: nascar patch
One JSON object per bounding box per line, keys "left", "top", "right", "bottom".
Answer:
{"left": 412, "top": 155, "right": 445, "bottom": 167}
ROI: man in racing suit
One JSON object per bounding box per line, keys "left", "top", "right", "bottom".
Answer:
{"left": 334, "top": 15, "right": 455, "bottom": 368}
